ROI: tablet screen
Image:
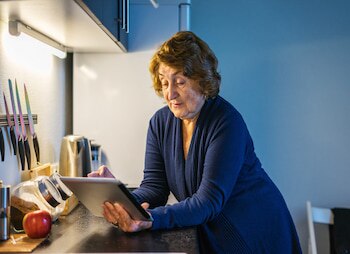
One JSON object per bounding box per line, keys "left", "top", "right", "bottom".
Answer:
{"left": 60, "top": 177, "right": 152, "bottom": 221}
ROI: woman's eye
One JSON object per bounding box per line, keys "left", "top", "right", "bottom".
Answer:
{"left": 176, "top": 80, "right": 185, "bottom": 86}
{"left": 161, "top": 82, "right": 168, "bottom": 88}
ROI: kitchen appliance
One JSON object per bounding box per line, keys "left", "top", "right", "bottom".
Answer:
{"left": 0, "top": 181, "right": 11, "bottom": 241}
{"left": 90, "top": 142, "right": 102, "bottom": 171}
{"left": 59, "top": 135, "right": 92, "bottom": 177}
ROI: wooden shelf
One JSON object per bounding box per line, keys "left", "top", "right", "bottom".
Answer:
{"left": 0, "top": 114, "right": 37, "bottom": 127}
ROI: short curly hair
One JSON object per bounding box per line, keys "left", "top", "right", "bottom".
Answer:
{"left": 149, "top": 31, "right": 221, "bottom": 98}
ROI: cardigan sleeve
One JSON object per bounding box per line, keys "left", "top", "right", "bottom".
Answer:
{"left": 132, "top": 114, "right": 170, "bottom": 208}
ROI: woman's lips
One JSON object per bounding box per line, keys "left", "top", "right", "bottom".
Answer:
{"left": 172, "top": 102, "right": 182, "bottom": 108}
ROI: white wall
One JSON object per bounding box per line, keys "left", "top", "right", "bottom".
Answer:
{"left": 191, "top": 1, "right": 350, "bottom": 253}
{"left": 73, "top": 2, "right": 180, "bottom": 186}
{"left": 73, "top": 52, "right": 163, "bottom": 186}
{"left": 0, "top": 20, "right": 69, "bottom": 186}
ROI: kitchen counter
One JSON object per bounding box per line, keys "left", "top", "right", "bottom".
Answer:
{"left": 33, "top": 204, "right": 199, "bottom": 253}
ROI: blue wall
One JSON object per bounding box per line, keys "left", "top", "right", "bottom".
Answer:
{"left": 191, "top": 1, "right": 350, "bottom": 252}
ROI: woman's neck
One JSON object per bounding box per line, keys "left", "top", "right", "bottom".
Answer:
{"left": 182, "top": 114, "right": 200, "bottom": 160}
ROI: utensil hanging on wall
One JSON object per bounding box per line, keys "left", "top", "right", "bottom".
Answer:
{"left": 0, "top": 95, "right": 4, "bottom": 161}
{"left": 0, "top": 127, "right": 4, "bottom": 161}
{"left": 24, "top": 84, "right": 40, "bottom": 164}
{"left": 8, "top": 79, "right": 25, "bottom": 170}
{"left": 15, "top": 81, "right": 31, "bottom": 169}
{"left": 3, "top": 93, "right": 17, "bottom": 155}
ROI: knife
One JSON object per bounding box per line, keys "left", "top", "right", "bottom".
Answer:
{"left": 0, "top": 127, "right": 4, "bottom": 161}
{"left": 3, "top": 93, "right": 17, "bottom": 155}
{"left": 15, "top": 80, "right": 31, "bottom": 170}
{"left": 24, "top": 84, "right": 40, "bottom": 163}
{"left": 8, "top": 79, "right": 25, "bottom": 171}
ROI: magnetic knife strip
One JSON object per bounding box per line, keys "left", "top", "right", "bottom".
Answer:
{"left": 0, "top": 114, "right": 38, "bottom": 127}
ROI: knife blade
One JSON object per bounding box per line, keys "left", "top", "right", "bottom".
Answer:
{"left": 0, "top": 127, "right": 4, "bottom": 161}
{"left": 15, "top": 80, "right": 31, "bottom": 170}
{"left": 3, "top": 93, "right": 17, "bottom": 155}
{"left": 24, "top": 84, "right": 40, "bottom": 163}
{"left": 8, "top": 79, "right": 25, "bottom": 171}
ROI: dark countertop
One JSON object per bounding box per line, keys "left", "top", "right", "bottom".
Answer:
{"left": 34, "top": 204, "right": 199, "bottom": 253}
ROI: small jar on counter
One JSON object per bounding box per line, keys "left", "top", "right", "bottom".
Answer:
{"left": 0, "top": 180, "right": 11, "bottom": 240}
{"left": 11, "top": 175, "right": 68, "bottom": 231}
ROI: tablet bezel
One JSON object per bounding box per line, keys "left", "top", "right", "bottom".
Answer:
{"left": 60, "top": 176, "right": 152, "bottom": 221}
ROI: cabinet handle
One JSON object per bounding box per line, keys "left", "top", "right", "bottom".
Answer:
{"left": 122, "top": 0, "right": 129, "bottom": 33}
{"left": 122, "top": 0, "right": 125, "bottom": 30}
{"left": 126, "top": 0, "right": 129, "bottom": 33}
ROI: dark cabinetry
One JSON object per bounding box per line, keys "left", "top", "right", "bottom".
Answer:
{"left": 81, "top": 0, "right": 128, "bottom": 51}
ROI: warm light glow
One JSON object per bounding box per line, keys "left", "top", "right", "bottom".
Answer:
{"left": 12, "top": 32, "right": 66, "bottom": 59}
{"left": 8, "top": 20, "right": 67, "bottom": 59}
{"left": 79, "top": 65, "right": 98, "bottom": 80}
{"left": 20, "top": 32, "right": 67, "bottom": 59}
{"left": 2, "top": 27, "right": 53, "bottom": 74}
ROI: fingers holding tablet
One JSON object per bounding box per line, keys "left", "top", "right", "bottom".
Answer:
{"left": 88, "top": 165, "right": 115, "bottom": 178}
{"left": 103, "top": 202, "right": 153, "bottom": 232}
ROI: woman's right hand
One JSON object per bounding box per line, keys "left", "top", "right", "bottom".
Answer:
{"left": 88, "top": 165, "right": 115, "bottom": 178}
{"left": 103, "top": 202, "right": 152, "bottom": 232}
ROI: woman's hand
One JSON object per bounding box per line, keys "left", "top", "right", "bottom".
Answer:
{"left": 88, "top": 165, "right": 115, "bottom": 178}
{"left": 103, "top": 202, "right": 153, "bottom": 232}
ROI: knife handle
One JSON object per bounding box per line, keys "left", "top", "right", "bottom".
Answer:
{"left": 18, "top": 139, "right": 25, "bottom": 171}
{"left": 33, "top": 135, "right": 40, "bottom": 163}
{"left": 24, "top": 139, "right": 31, "bottom": 169}
{"left": 10, "top": 127, "right": 17, "bottom": 155}
{"left": 0, "top": 128, "right": 4, "bottom": 161}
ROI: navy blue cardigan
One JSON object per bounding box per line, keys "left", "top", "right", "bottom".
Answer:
{"left": 133, "top": 96, "right": 301, "bottom": 253}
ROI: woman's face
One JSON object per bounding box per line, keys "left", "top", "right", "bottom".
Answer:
{"left": 158, "top": 63, "right": 205, "bottom": 120}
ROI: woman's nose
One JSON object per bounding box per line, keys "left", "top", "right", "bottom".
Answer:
{"left": 168, "top": 83, "right": 178, "bottom": 100}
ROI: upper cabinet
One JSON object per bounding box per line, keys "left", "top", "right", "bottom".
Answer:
{"left": 77, "top": 0, "right": 128, "bottom": 51}
{"left": 0, "top": 0, "right": 127, "bottom": 53}
{"left": 0, "top": 0, "right": 190, "bottom": 53}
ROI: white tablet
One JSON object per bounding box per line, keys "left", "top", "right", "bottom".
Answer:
{"left": 60, "top": 176, "right": 152, "bottom": 221}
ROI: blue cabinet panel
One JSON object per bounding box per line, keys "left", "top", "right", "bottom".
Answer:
{"left": 83, "top": 0, "right": 128, "bottom": 50}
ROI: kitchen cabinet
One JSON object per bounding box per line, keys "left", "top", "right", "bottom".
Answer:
{"left": 78, "top": 0, "right": 128, "bottom": 51}
{"left": 0, "top": 0, "right": 126, "bottom": 53}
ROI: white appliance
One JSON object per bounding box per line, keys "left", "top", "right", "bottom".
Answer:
{"left": 73, "top": 0, "right": 191, "bottom": 186}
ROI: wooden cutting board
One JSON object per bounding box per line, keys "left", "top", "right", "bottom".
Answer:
{"left": 0, "top": 234, "right": 46, "bottom": 253}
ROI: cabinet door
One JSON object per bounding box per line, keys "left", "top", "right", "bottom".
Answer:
{"left": 118, "top": 0, "right": 128, "bottom": 49}
{"left": 83, "top": 0, "right": 128, "bottom": 50}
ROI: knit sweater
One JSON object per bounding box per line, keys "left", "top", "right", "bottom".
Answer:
{"left": 133, "top": 96, "right": 301, "bottom": 253}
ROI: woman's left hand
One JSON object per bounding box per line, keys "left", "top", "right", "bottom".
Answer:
{"left": 103, "top": 202, "right": 153, "bottom": 232}
{"left": 88, "top": 165, "right": 115, "bottom": 178}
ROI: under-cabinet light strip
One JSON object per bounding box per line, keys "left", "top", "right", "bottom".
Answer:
{"left": 8, "top": 20, "right": 67, "bottom": 59}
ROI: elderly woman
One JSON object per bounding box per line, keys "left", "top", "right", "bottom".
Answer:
{"left": 90, "top": 31, "right": 302, "bottom": 253}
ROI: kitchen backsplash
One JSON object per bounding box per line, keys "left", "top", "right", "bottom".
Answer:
{"left": 0, "top": 20, "right": 71, "bottom": 186}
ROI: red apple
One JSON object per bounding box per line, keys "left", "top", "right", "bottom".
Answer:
{"left": 23, "top": 210, "right": 52, "bottom": 239}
